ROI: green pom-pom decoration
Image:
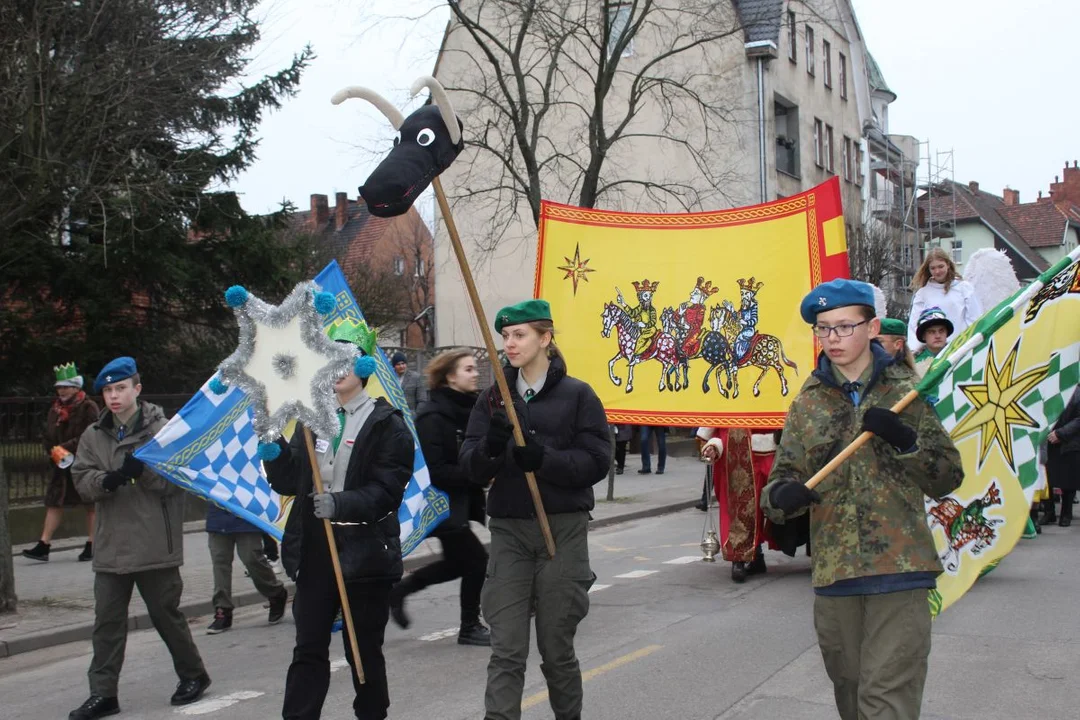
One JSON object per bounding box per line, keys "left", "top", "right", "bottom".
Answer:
{"left": 225, "top": 285, "right": 250, "bottom": 308}
{"left": 208, "top": 377, "right": 229, "bottom": 395}
{"left": 354, "top": 356, "right": 377, "bottom": 379}
{"left": 313, "top": 291, "right": 336, "bottom": 315}
{"left": 258, "top": 441, "right": 282, "bottom": 461}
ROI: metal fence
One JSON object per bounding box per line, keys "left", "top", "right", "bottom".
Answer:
{"left": 1, "top": 346, "right": 499, "bottom": 505}
{"left": 0, "top": 394, "right": 191, "bottom": 505}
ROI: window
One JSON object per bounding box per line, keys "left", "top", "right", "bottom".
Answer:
{"left": 787, "top": 11, "right": 797, "bottom": 63}
{"left": 824, "top": 125, "right": 834, "bottom": 173}
{"left": 952, "top": 238, "right": 963, "bottom": 263}
{"left": 813, "top": 118, "right": 823, "bottom": 168}
{"left": 607, "top": 3, "right": 634, "bottom": 59}
{"left": 805, "top": 25, "right": 815, "bottom": 75}
{"left": 839, "top": 52, "right": 848, "bottom": 99}
{"left": 841, "top": 136, "right": 852, "bottom": 182}
{"left": 414, "top": 257, "right": 426, "bottom": 277}
{"left": 393, "top": 256, "right": 405, "bottom": 275}
{"left": 855, "top": 143, "right": 864, "bottom": 186}
{"left": 823, "top": 40, "right": 832, "bottom": 88}
{"left": 774, "top": 96, "right": 800, "bottom": 177}
{"left": 901, "top": 243, "right": 913, "bottom": 268}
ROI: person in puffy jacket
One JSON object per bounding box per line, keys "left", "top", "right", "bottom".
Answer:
{"left": 389, "top": 349, "right": 491, "bottom": 646}
{"left": 263, "top": 320, "right": 413, "bottom": 720}
{"left": 69, "top": 358, "right": 210, "bottom": 720}
{"left": 460, "top": 299, "right": 610, "bottom": 720}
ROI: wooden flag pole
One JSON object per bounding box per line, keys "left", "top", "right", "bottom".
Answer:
{"left": 302, "top": 426, "right": 366, "bottom": 684}
{"left": 432, "top": 177, "right": 557, "bottom": 558}
{"left": 804, "top": 389, "right": 921, "bottom": 491}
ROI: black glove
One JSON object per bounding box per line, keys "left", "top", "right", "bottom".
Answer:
{"left": 769, "top": 479, "right": 821, "bottom": 514}
{"left": 511, "top": 438, "right": 545, "bottom": 472}
{"left": 862, "top": 407, "right": 918, "bottom": 453}
{"left": 102, "top": 471, "right": 128, "bottom": 492}
{"left": 120, "top": 454, "right": 145, "bottom": 479}
{"left": 486, "top": 412, "right": 514, "bottom": 456}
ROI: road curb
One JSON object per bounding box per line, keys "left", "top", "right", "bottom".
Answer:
{"left": 1, "top": 499, "right": 695, "bottom": 658}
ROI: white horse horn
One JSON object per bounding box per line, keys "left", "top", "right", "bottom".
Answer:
{"left": 331, "top": 86, "right": 406, "bottom": 130}
{"left": 409, "top": 75, "right": 461, "bottom": 145}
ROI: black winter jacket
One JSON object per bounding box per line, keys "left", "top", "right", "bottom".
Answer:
{"left": 264, "top": 398, "right": 413, "bottom": 584}
{"left": 416, "top": 387, "right": 487, "bottom": 530}
{"left": 460, "top": 356, "right": 610, "bottom": 519}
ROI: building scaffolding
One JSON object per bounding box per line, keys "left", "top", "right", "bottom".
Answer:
{"left": 917, "top": 143, "right": 957, "bottom": 261}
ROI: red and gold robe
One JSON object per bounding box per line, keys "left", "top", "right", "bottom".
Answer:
{"left": 697, "top": 427, "right": 777, "bottom": 562}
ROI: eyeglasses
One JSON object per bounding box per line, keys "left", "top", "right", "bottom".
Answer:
{"left": 812, "top": 320, "right": 870, "bottom": 338}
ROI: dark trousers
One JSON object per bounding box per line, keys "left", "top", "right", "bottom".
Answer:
{"left": 614, "top": 441, "right": 628, "bottom": 471}
{"left": 482, "top": 512, "right": 594, "bottom": 720}
{"left": 283, "top": 529, "right": 392, "bottom": 720}
{"left": 1061, "top": 489, "right": 1076, "bottom": 519}
{"left": 89, "top": 568, "right": 206, "bottom": 697}
{"left": 407, "top": 525, "right": 488, "bottom": 624}
{"left": 639, "top": 426, "right": 666, "bottom": 471}
{"left": 813, "top": 589, "right": 931, "bottom": 720}
{"left": 207, "top": 531, "right": 285, "bottom": 610}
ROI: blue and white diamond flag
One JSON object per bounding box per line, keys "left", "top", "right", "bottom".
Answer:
{"left": 135, "top": 261, "right": 449, "bottom": 554}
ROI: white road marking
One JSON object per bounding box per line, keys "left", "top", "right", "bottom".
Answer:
{"left": 663, "top": 556, "right": 702, "bottom": 565}
{"left": 588, "top": 584, "right": 612, "bottom": 594}
{"left": 330, "top": 658, "right": 349, "bottom": 673}
{"left": 614, "top": 570, "right": 658, "bottom": 579}
{"left": 175, "top": 691, "right": 264, "bottom": 715}
{"left": 419, "top": 627, "right": 460, "bottom": 642}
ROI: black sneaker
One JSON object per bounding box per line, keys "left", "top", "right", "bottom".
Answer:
{"left": 206, "top": 608, "right": 232, "bottom": 634}
{"left": 637, "top": 468, "right": 652, "bottom": 475}
{"left": 21, "top": 541, "right": 50, "bottom": 562}
{"left": 458, "top": 622, "right": 491, "bottom": 646}
{"left": 68, "top": 695, "right": 120, "bottom": 719}
{"left": 78, "top": 542, "right": 93, "bottom": 562}
{"left": 170, "top": 673, "right": 211, "bottom": 706}
{"left": 268, "top": 590, "right": 287, "bottom": 624}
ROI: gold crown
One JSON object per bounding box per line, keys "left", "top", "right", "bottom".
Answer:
{"left": 737, "top": 277, "right": 764, "bottom": 293}
{"left": 695, "top": 276, "right": 719, "bottom": 297}
{"left": 632, "top": 279, "right": 659, "bottom": 293}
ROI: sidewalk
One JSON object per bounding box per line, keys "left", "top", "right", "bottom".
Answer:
{"left": 1, "top": 456, "right": 706, "bottom": 658}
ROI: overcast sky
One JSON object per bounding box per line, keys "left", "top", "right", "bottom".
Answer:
{"left": 229, "top": 0, "right": 1078, "bottom": 215}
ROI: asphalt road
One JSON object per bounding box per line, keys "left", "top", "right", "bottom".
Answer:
{"left": 2, "top": 510, "right": 1077, "bottom": 719}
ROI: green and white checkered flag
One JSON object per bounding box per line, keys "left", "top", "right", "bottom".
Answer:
{"left": 919, "top": 246, "right": 1080, "bottom": 616}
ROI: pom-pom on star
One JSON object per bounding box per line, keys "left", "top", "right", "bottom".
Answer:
{"left": 355, "top": 355, "right": 377, "bottom": 379}
{"left": 215, "top": 281, "right": 359, "bottom": 443}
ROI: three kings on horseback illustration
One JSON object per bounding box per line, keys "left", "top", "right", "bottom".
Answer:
{"left": 602, "top": 275, "right": 798, "bottom": 397}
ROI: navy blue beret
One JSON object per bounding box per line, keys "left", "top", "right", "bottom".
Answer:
{"left": 800, "top": 279, "right": 876, "bottom": 324}
{"left": 94, "top": 356, "right": 138, "bottom": 393}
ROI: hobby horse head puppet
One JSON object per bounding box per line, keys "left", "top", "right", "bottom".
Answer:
{"left": 331, "top": 76, "right": 465, "bottom": 218}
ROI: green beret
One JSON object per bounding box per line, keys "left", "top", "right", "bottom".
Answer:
{"left": 879, "top": 318, "right": 907, "bottom": 337}
{"left": 495, "top": 299, "right": 552, "bottom": 333}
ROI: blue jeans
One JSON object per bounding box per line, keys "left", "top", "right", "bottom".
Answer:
{"left": 639, "top": 426, "right": 667, "bottom": 472}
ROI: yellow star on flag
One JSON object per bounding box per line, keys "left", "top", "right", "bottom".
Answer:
{"left": 557, "top": 242, "right": 596, "bottom": 295}
{"left": 950, "top": 339, "right": 1051, "bottom": 470}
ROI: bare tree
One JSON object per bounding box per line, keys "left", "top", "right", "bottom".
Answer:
{"left": 0, "top": 459, "right": 16, "bottom": 613}
{"left": 397, "top": 219, "right": 436, "bottom": 347}
{"left": 434, "top": 0, "right": 752, "bottom": 251}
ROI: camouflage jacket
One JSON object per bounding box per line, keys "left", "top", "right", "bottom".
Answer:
{"left": 762, "top": 344, "right": 964, "bottom": 588}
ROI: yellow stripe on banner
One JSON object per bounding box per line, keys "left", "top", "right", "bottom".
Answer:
{"left": 823, "top": 216, "right": 846, "bottom": 256}
{"left": 520, "top": 644, "right": 663, "bottom": 710}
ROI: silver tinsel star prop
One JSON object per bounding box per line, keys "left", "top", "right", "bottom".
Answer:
{"left": 211, "top": 281, "right": 358, "bottom": 459}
